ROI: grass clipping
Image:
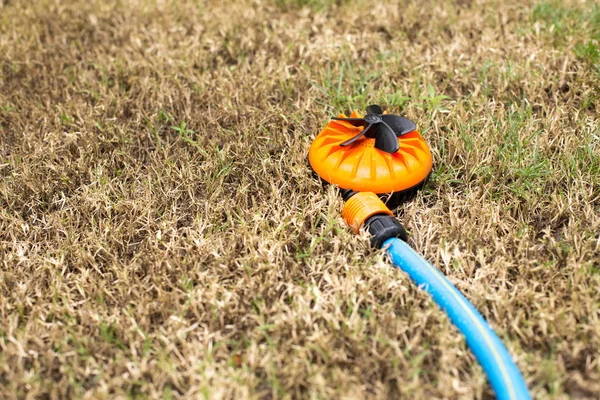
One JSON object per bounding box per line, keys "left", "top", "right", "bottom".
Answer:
{"left": 1, "top": 0, "right": 599, "bottom": 398}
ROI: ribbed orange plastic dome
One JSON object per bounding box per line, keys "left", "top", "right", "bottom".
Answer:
{"left": 309, "top": 110, "right": 432, "bottom": 195}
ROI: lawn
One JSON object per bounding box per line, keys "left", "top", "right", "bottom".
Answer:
{"left": 0, "top": 0, "right": 599, "bottom": 398}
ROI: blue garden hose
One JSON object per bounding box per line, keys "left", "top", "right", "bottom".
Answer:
{"left": 384, "top": 238, "right": 530, "bottom": 400}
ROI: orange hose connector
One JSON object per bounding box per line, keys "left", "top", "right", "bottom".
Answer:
{"left": 342, "top": 192, "right": 393, "bottom": 233}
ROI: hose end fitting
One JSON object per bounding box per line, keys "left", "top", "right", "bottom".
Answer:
{"left": 342, "top": 192, "right": 392, "bottom": 233}
{"left": 342, "top": 191, "right": 407, "bottom": 248}
{"left": 365, "top": 214, "right": 407, "bottom": 248}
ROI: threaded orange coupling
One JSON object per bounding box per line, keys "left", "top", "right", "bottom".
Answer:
{"left": 342, "top": 192, "right": 393, "bottom": 233}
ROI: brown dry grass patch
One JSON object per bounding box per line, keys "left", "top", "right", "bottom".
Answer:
{"left": 1, "top": 0, "right": 599, "bottom": 398}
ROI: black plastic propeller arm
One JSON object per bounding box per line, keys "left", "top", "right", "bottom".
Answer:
{"left": 366, "top": 104, "right": 383, "bottom": 114}
{"left": 331, "top": 117, "right": 367, "bottom": 127}
{"left": 331, "top": 104, "right": 415, "bottom": 154}
{"left": 381, "top": 114, "right": 416, "bottom": 136}
{"left": 339, "top": 123, "right": 373, "bottom": 146}
{"left": 374, "top": 122, "right": 399, "bottom": 153}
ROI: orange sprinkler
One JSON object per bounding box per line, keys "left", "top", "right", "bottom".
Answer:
{"left": 309, "top": 104, "right": 432, "bottom": 204}
{"left": 309, "top": 104, "right": 433, "bottom": 247}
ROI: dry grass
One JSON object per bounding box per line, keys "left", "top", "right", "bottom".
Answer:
{"left": 1, "top": 0, "right": 599, "bottom": 398}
